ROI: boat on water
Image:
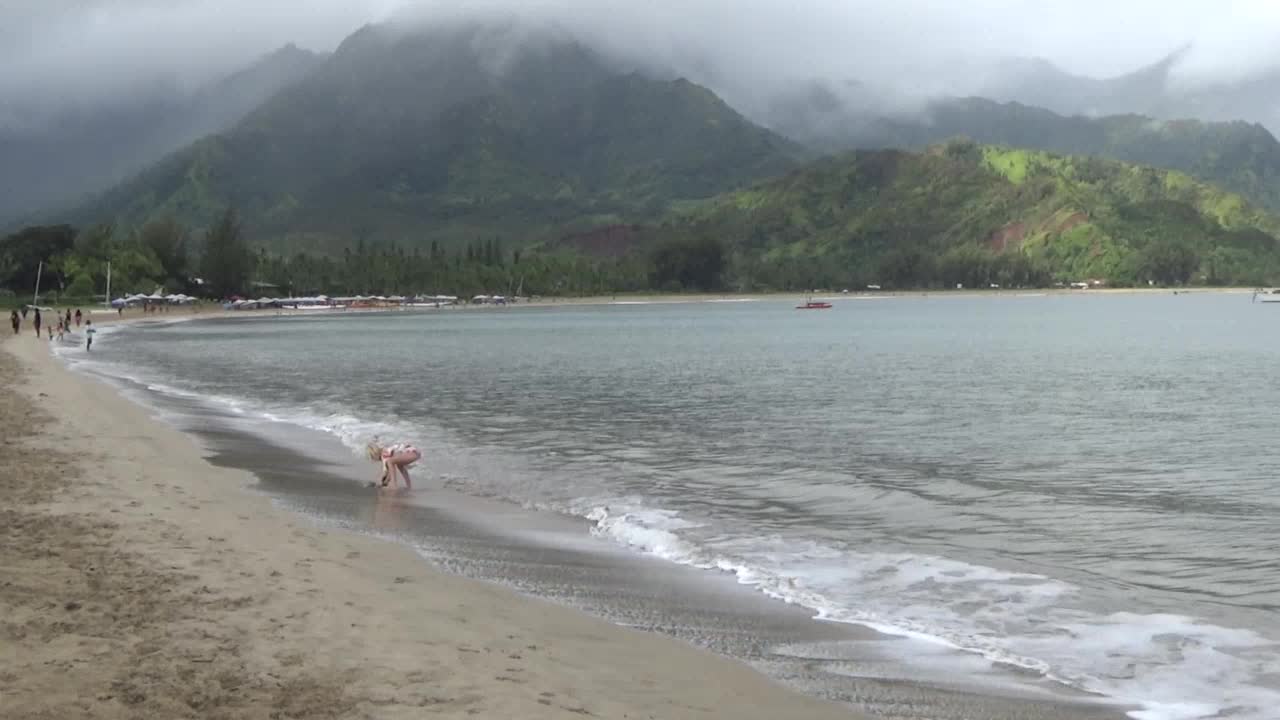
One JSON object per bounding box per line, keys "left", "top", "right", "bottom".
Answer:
{"left": 1253, "top": 289, "right": 1280, "bottom": 303}
{"left": 796, "top": 294, "right": 833, "bottom": 310}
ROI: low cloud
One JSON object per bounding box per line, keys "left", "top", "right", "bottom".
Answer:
{"left": 4, "top": 0, "right": 1280, "bottom": 130}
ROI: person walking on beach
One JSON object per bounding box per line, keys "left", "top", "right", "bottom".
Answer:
{"left": 10, "top": 310, "right": 19, "bottom": 335}
{"left": 74, "top": 308, "right": 82, "bottom": 327}
{"left": 55, "top": 320, "right": 64, "bottom": 341}
{"left": 64, "top": 309, "right": 71, "bottom": 330}
{"left": 366, "top": 441, "right": 421, "bottom": 490}
{"left": 85, "top": 320, "right": 96, "bottom": 351}
{"left": 32, "top": 309, "right": 41, "bottom": 338}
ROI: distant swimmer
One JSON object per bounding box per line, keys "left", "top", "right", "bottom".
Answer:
{"left": 366, "top": 441, "right": 421, "bottom": 490}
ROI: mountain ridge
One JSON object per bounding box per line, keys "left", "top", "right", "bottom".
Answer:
{"left": 71, "top": 23, "right": 803, "bottom": 252}
{"left": 639, "top": 140, "right": 1280, "bottom": 289}
{"left": 0, "top": 43, "right": 326, "bottom": 227}
{"left": 774, "top": 94, "right": 1280, "bottom": 212}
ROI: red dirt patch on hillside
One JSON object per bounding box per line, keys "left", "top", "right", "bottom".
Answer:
{"left": 988, "top": 222, "right": 1027, "bottom": 251}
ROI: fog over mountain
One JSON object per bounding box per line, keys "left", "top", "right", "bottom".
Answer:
{"left": 6, "top": 0, "right": 1280, "bottom": 223}
{"left": 6, "top": 0, "right": 1280, "bottom": 127}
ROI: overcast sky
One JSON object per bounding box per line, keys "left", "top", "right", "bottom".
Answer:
{"left": 3, "top": 0, "right": 1279, "bottom": 123}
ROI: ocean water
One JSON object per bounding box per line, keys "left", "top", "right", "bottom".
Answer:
{"left": 68, "top": 295, "right": 1280, "bottom": 720}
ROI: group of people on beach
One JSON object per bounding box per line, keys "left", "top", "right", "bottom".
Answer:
{"left": 8, "top": 307, "right": 94, "bottom": 350}
{"left": 11, "top": 304, "right": 416, "bottom": 488}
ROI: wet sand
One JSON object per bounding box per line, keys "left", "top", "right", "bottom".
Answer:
{"left": 194, "top": 419, "right": 1130, "bottom": 720}
{"left": 2, "top": 319, "right": 1135, "bottom": 720}
{"left": 0, "top": 332, "right": 859, "bottom": 718}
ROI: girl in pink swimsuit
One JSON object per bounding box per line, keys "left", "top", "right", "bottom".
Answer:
{"left": 366, "top": 441, "right": 421, "bottom": 489}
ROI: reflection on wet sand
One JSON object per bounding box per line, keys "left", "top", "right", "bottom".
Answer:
{"left": 363, "top": 489, "right": 411, "bottom": 533}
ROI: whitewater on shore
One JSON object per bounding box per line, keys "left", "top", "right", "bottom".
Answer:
{"left": 55, "top": 294, "right": 1280, "bottom": 720}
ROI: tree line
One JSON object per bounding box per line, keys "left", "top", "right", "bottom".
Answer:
{"left": 0, "top": 209, "right": 666, "bottom": 302}
{"left": 0, "top": 209, "right": 252, "bottom": 303}
{"left": 2, "top": 208, "right": 1262, "bottom": 305}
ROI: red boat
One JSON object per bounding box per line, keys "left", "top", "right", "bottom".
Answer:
{"left": 796, "top": 295, "right": 833, "bottom": 310}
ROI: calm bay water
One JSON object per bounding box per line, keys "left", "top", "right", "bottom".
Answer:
{"left": 78, "top": 294, "right": 1280, "bottom": 720}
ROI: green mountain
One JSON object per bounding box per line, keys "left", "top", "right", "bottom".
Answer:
{"left": 641, "top": 140, "right": 1280, "bottom": 290}
{"left": 0, "top": 44, "right": 324, "bottom": 227}
{"left": 855, "top": 98, "right": 1280, "bottom": 212}
{"left": 777, "top": 96, "right": 1280, "bottom": 213}
{"left": 75, "top": 23, "right": 801, "bottom": 252}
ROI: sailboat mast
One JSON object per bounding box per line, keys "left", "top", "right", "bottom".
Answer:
{"left": 32, "top": 261, "right": 43, "bottom": 307}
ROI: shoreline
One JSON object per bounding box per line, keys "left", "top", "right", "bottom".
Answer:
{"left": 533, "top": 285, "right": 1256, "bottom": 304}
{"left": 11, "top": 281, "right": 1256, "bottom": 327}
{"left": 20, "top": 312, "right": 1144, "bottom": 720}
{"left": 0, "top": 332, "right": 862, "bottom": 719}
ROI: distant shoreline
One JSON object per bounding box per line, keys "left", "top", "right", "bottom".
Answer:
{"left": 14, "top": 285, "right": 1255, "bottom": 328}
{"left": 525, "top": 286, "right": 1256, "bottom": 307}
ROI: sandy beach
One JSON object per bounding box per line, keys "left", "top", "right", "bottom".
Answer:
{"left": 0, "top": 331, "right": 859, "bottom": 718}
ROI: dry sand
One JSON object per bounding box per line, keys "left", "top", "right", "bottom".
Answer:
{"left": 0, "top": 331, "right": 858, "bottom": 718}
